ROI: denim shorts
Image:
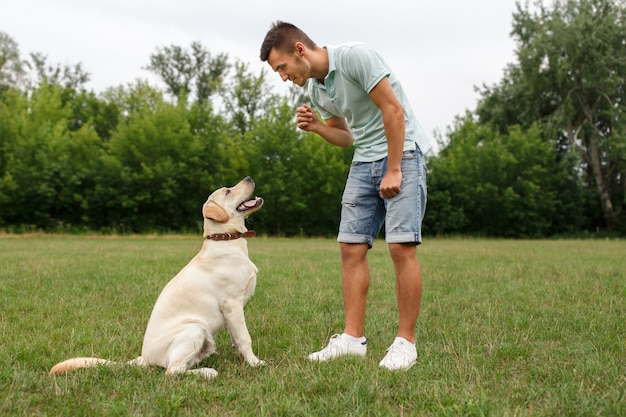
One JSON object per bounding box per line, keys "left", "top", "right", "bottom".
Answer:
{"left": 337, "top": 146, "right": 427, "bottom": 248}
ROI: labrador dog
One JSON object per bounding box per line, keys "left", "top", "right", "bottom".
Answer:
{"left": 50, "top": 177, "right": 265, "bottom": 380}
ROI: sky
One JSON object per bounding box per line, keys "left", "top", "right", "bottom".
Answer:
{"left": 2, "top": 0, "right": 523, "bottom": 150}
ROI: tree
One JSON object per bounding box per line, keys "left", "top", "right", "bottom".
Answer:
{"left": 144, "top": 41, "right": 230, "bottom": 105}
{"left": 29, "top": 52, "right": 90, "bottom": 91}
{"left": 96, "top": 83, "right": 199, "bottom": 231}
{"left": 478, "top": 0, "right": 626, "bottom": 231}
{"left": 0, "top": 32, "right": 27, "bottom": 91}
{"left": 0, "top": 82, "right": 103, "bottom": 229}
{"left": 222, "top": 61, "right": 275, "bottom": 134}
{"left": 426, "top": 117, "right": 584, "bottom": 237}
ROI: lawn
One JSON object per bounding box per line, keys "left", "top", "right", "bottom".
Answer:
{"left": 0, "top": 235, "right": 624, "bottom": 416}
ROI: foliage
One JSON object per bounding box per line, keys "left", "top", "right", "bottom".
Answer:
{"left": 0, "top": 31, "right": 27, "bottom": 90}
{"left": 0, "top": 65, "right": 350, "bottom": 235}
{"left": 144, "top": 41, "right": 230, "bottom": 105}
{"left": 0, "top": 82, "right": 102, "bottom": 229}
{"left": 2, "top": 13, "right": 626, "bottom": 236}
{"left": 476, "top": 0, "right": 626, "bottom": 231}
{"left": 426, "top": 117, "right": 584, "bottom": 237}
{"left": 29, "top": 51, "right": 91, "bottom": 91}
{"left": 222, "top": 60, "right": 274, "bottom": 134}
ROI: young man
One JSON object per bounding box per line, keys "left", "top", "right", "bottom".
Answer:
{"left": 260, "top": 21, "right": 430, "bottom": 371}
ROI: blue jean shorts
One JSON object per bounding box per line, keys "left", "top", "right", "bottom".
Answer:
{"left": 337, "top": 146, "right": 427, "bottom": 248}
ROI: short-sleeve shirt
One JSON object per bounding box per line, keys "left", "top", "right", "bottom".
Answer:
{"left": 306, "top": 42, "right": 431, "bottom": 162}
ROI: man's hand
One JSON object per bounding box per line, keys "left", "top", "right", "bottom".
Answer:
{"left": 296, "top": 104, "right": 320, "bottom": 132}
{"left": 380, "top": 169, "right": 402, "bottom": 199}
{"left": 297, "top": 104, "right": 354, "bottom": 148}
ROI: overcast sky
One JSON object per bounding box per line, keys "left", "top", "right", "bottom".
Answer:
{"left": 2, "top": 0, "right": 524, "bottom": 149}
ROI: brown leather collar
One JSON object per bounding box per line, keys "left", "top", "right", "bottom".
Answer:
{"left": 205, "top": 230, "right": 256, "bottom": 241}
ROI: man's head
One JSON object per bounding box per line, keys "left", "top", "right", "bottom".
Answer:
{"left": 260, "top": 21, "right": 318, "bottom": 87}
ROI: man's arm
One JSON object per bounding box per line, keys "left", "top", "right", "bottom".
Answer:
{"left": 369, "top": 77, "right": 405, "bottom": 199}
{"left": 296, "top": 104, "right": 353, "bottom": 148}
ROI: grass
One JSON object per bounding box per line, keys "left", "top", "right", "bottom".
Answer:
{"left": 0, "top": 235, "right": 624, "bottom": 416}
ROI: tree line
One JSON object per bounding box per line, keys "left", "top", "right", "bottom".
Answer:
{"left": 1, "top": 0, "right": 624, "bottom": 238}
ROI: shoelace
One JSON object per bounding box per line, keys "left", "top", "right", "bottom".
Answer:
{"left": 324, "top": 335, "right": 342, "bottom": 350}
{"left": 385, "top": 343, "right": 411, "bottom": 363}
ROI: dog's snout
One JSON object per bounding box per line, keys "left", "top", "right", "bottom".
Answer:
{"left": 244, "top": 176, "right": 253, "bottom": 184}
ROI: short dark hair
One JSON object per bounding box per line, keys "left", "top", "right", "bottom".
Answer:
{"left": 259, "top": 21, "right": 317, "bottom": 62}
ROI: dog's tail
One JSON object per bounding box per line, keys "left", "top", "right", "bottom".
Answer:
{"left": 49, "top": 357, "right": 114, "bottom": 375}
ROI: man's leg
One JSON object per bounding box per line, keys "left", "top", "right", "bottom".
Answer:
{"left": 307, "top": 241, "right": 370, "bottom": 362}
{"left": 388, "top": 242, "right": 422, "bottom": 343}
{"left": 378, "top": 242, "right": 421, "bottom": 371}
{"left": 340, "top": 242, "right": 370, "bottom": 338}
{"left": 308, "top": 158, "right": 377, "bottom": 362}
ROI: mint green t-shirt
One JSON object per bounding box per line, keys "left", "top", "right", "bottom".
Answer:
{"left": 306, "top": 43, "right": 431, "bottom": 162}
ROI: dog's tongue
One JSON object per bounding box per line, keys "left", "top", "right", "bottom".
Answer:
{"left": 242, "top": 199, "right": 258, "bottom": 208}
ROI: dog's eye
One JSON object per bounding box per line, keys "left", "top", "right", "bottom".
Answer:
{"left": 225, "top": 189, "right": 231, "bottom": 195}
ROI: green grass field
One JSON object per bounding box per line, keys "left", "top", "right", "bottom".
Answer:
{"left": 0, "top": 235, "right": 624, "bottom": 416}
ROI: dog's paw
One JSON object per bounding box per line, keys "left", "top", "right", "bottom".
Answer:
{"left": 189, "top": 367, "right": 218, "bottom": 380}
{"left": 250, "top": 359, "right": 266, "bottom": 367}
{"left": 241, "top": 351, "right": 266, "bottom": 367}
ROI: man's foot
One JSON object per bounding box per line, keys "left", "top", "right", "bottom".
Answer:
{"left": 308, "top": 334, "right": 367, "bottom": 362}
{"left": 379, "top": 337, "right": 418, "bottom": 371}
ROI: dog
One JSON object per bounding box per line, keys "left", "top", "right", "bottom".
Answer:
{"left": 50, "top": 176, "right": 265, "bottom": 380}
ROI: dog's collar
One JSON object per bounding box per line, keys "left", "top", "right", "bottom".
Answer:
{"left": 205, "top": 230, "right": 256, "bottom": 241}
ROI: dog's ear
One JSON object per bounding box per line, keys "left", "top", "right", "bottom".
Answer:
{"left": 203, "top": 201, "right": 230, "bottom": 223}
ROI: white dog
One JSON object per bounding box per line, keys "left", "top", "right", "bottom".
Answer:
{"left": 50, "top": 177, "right": 265, "bottom": 380}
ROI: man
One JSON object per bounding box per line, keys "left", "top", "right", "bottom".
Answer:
{"left": 260, "top": 21, "right": 430, "bottom": 371}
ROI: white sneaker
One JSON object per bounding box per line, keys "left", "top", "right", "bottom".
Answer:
{"left": 308, "top": 334, "right": 367, "bottom": 362}
{"left": 379, "top": 337, "right": 418, "bottom": 371}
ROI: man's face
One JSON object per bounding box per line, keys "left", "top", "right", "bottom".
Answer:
{"left": 267, "top": 46, "right": 309, "bottom": 87}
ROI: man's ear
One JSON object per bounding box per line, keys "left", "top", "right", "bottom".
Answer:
{"left": 295, "top": 41, "right": 305, "bottom": 56}
{"left": 203, "top": 201, "right": 229, "bottom": 223}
